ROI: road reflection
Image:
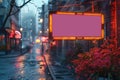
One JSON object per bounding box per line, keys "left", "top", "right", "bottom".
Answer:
{"left": 39, "top": 78, "right": 46, "bottom": 80}
{"left": 15, "top": 56, "right": 25, "bottom": 68}
{"left": 35, "top": 45, "right": 47, "bottom": 80}
{"left": 0, "top": 43, "right": 47, "bottom": 80}
{"left": 36, "top": 48, "right": 41, "bottom": 55}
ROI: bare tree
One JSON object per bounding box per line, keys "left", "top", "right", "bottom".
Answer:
{"left": 0, "top": 0, "right": 32, "bottom": 32}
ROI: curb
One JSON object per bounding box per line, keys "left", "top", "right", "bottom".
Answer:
{"left": 43, "top": 54, "right": 57, "bottom": 80}
{"left": 0, "top": 48, "right": 30, "bottom": 58}
{"left": 44, "top": 53, "right": 76, "bottom": 80}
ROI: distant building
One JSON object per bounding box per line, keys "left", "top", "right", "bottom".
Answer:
{"left": 21, "top": 13, "right": 36, "bottom": 42}
{"left": 40, "top": 4, "right": 49, "bottom": 36}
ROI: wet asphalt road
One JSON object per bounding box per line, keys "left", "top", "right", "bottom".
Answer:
{"left": 0, "top": 44, "right": 47, "bottom": 80}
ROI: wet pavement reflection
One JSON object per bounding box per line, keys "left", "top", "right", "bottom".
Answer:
{"left": 0, "top": 44, "right": 47, "bottom": 80}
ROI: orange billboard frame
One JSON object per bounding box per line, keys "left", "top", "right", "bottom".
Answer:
{"left": 49, "top": 11, "right": 104, "bottom": 40}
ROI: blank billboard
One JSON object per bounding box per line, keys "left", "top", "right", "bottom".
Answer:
{"left": 49, "top": 12, "right": 104, "bottom": 40}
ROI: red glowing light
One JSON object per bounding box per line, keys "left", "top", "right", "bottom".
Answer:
{"left": 41, "top": 36, "right": 48, "bottom": 43}
{"left": 15, "top": 31, "right": 21, "bottom": 39}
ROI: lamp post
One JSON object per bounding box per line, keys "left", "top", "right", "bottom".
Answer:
{"left": 20, "top": 27, "right": 23, "bottom": 53}
{"left": 41, "top": 3, "right": 45, "bottom": 55}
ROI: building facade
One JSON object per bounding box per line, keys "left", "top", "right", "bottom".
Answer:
{"left": 0, "top": 0, "right": 11, "bottom": 52}
{"left": 40, "top": 3, "right": 49, "bottom": 37}
{"left": 0, "top": 0, "right": 21, "bottom": 53}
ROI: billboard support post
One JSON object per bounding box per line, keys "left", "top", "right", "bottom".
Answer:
{"left": 61, "top": 40, "right": 65, "bottom": 60}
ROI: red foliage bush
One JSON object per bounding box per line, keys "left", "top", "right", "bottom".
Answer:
{"left": 72, "top": 38, "right": 120, "bottom": 79}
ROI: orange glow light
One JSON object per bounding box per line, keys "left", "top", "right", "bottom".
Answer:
{"left": 49, "top": 14, "right": 52, "bottom": 32}
{"left": 54, "top": 37, "right": 76, "bottom": 40}
{"left": 102, "top": 14, "right": 104, "bottom": 24}
{"left": 84, "top": 37, "right": 101, "bottom": 40}
{"left": 102, "top": 29, "right": 104, "bottom": 38}
{"left": 84, "top": 13, "right": 101, "bottom": 16}
{"left": 56, "top": 11, "right": 74, "bottom": 15}
{"left": 36, "top": 39, "right": 41, "bottom": 43}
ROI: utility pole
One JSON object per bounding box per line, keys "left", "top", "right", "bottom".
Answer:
{"left": 41, "top": 4, "right": 44, "bottom": 55}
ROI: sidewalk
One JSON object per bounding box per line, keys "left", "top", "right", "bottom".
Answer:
{"left": 44, "top": 52, "right": 76, "bottom": 80}
{"left": 0, "top": 46, "right": 32, "bottom": 58}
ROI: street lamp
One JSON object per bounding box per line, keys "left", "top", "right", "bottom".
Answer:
{"left": 20, "top": 27, "right": 23, "bottom": 53}
{"left": 39, "top": 18, "right": 43, "bottom": 23}
{"left": 46, "top": 28, "right": 49, "bottom": 34}
{"left": 20, "top": 28, "right": 23, "bottom": 41}
{"left": 40, "top": 30, "right": 42, "bottom": 34}
{"left": 20, "top": 27, "right": 23, "bottom": 32}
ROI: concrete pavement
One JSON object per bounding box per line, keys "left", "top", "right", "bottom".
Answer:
{"left": 43, "top": 52, "right": 75, "bottom": 80}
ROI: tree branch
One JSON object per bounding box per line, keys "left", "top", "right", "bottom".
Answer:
{"left": 29, "top": 2, "right": 38, "bottom": 8}
{"left": 10, "top": 8, "right": 20, "bottom": 16}
{"left": 16, "top": 0, "right": 32, "bottom": 8}
{"left": 12, "top": 0, "right": 32, "bottom": 15}
{"left": 0, "top": 0, "right": 32, "bottom": 30}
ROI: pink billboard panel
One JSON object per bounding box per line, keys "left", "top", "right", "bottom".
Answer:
{"left": 51, "top": 13, "right": 102, "bottom": 38}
